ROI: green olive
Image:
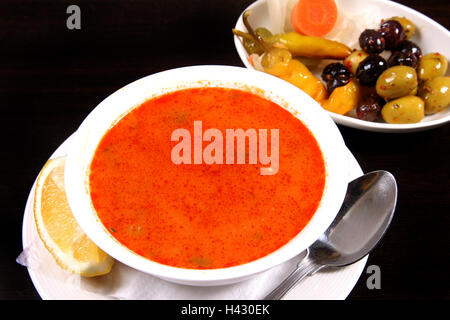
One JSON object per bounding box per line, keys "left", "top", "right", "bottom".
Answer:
{"left": 344, "top": 50, "right": 369, "bottom": 75}
{"left": 376, "top": 66, "right": 418, "bottom": 100}
{"left": 418, "top": 76, "right": 450, "bottom": 114}
{"left": 418, "top": 53, "right": 448, "bottom": 81}
{"left": 390, "top": 16, "right": 415, "bottom": 40}
{"left": 381, "top": 96, "right": 424, "bottom": 124}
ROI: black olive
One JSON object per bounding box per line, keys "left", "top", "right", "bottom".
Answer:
{"left": 379, "top": 20, "right": 405, "bottom": 50}
{"left": 356, "top": 55, "right": 388, "bottom": 87}
{"left": 359, "top": 29, "right": 386, "bottom": 54}
{"left": 396, "top": 40, "right": 423, "bottom": 60}
{"left": 356, "top": 94, "right": 385, "bottom": 121}
{"left": 321, "top": 63, "right": 352, "bottom": 94}
{"left": 388, "top": 51, "right": 418, "bottom": 68}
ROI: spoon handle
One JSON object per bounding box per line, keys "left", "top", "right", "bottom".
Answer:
{"left": 263, "top": 254, "right": 323, "bottom": 300}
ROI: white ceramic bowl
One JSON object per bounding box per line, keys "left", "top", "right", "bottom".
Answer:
{"left": 234, "top": 0, "right": 450, "bottom": 132}
{"left": 64, "top": 65, "right": 349, "bottom": 286}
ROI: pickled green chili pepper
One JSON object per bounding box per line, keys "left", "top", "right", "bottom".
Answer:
{"left": 233, "top": 10, "right": 351, "bottom": 60}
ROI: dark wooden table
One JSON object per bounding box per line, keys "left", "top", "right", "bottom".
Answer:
{"left": 1, "top": 0, "right": 448, "bottom": 300}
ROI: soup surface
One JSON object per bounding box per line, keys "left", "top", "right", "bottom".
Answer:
{"left": 89, "top": 87, "right": 325, "bottom": 269}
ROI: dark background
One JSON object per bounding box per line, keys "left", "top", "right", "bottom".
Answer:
{"left": 1, "top": 0, "right": 448, "bottom": 300}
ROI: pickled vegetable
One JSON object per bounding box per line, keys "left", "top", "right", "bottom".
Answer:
{"left": 261, "top": 48, "right": 292, "bottom": 77}
{"left": 356, "top": 93, "right": 384, "bottom": 121}
{"left": 241, "top": 27, "right": 273, "bottom": 55}
{"left": 279, "top": 59, "right": 327, "bottom": 102}
{"left": 359, "top": 29, "right": 385, "bottom": 54}
{"left": 344, "top": 50, "right": 369, "bottom": 75}
{"left": 390, "top": 16, "right": 416, "bottom": 40}
{"left": 321, "top": 63, "right": 352, "bottom": 94}
{"left": 270, "top": 32, "right": 351, "bottom": 59}
{"left": 321, "top": 80, "right": 361, "bottom": 115}
{"left": 397, "top": 40, "right": 422, "bottom": 60}
{"left": 356, "top": 55, "right": 388, "bottom": 86}
{"left": 388, "top": 51, "right": 418, "bottom": 69}
{"left": 376, "top": 66, "right": 418, "bottom": 100}
{"left": 418, "top": 76, "right": 450, "bottom": 114}
{"left": 417, "top": 53, "right": 448, "bottom": 81}
{"left": 379, "top": 20, "right": 405, "bottom": 50}
{"left": 381, "top": 96, "right": 424, "bottom": 124}
{"left": 291, "top": 0, "right": 338, "bottom": 37}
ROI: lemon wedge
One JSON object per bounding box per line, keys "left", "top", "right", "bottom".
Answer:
{"left": 33, "top": 157, "right": 114, "bottom": 277}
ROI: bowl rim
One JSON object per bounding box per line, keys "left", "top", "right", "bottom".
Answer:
{"left": 64, "top": 65, "right": 349, "bottom": 285}
{"left": 233, "top": 0, "right": 450, "bottom": 133}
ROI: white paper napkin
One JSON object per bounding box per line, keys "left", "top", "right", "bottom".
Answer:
{"left": 81, "top": 254, "right": 307, "bottom": 300}
{"left": 17, "top": 236, "right": 307, "bottom": 300}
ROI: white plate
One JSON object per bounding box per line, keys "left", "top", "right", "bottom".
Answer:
{"left": 21, "top": 132, "right": 367, "bottom": 300}
{"left": 234, "top": 0, "right": 450, "bottom": 132}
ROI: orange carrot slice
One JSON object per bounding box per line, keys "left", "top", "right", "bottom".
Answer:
{"left": 291, "top": 0, "right": 338, "bottom": 37}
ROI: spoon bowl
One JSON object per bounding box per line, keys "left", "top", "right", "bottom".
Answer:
{"left": 265, "top": 170, "right": 397, "bottom": 299}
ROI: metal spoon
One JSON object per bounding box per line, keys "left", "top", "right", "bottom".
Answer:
{"left": 264, "top": 170, "right": 397, "bottom": 300}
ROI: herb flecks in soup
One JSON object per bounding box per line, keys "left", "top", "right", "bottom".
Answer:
{"left": 89, "top": 87, "right": 325, "bottom": 269}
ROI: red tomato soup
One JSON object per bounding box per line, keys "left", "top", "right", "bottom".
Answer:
{"left": 89, "top": 87, "right": 325, "bottom": 269}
